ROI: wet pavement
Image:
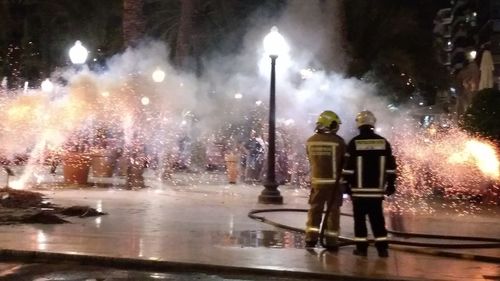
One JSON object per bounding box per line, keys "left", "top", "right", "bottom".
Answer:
{"left": 0, "top": 262, "right": 334, "bottom": 281}
{"left": 0, "top": 168, "right": 498, "bottom": 280}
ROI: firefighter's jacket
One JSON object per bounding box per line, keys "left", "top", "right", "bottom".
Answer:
{"left": 306, "top": 132, "right": 346, "bottom": 188}
{"left": 342, "top": 126, "right": 396, "bottom": 198}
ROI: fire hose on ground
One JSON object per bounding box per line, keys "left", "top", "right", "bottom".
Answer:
{"left": 247, "top": 208, "right": 500, "bottom": 264}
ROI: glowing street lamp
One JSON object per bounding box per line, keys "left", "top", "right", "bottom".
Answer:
{"left": 152, "top": 67, "right": 166, "bottom": 83}
{"left": 41, "top": 78, "right": 54, "bottom": 93}
{"left": 258, "top": 26, "right": 288, "bottom": 204}
{"left": 69, "top": 40, "right": 89, "bottom": 65}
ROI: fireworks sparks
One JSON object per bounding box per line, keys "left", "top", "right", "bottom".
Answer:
{"left": 391, "top": 124, "right": 499, "bottom": 214}
{"left": 0, "top": 40, "right": 497, "bottom": 216}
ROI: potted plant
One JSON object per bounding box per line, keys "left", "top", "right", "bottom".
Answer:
{"left": 62, "top": 138, "right": 91, "bottom": 185}
{"left": 89, "top": 128, "right": 119, "bottom": 177}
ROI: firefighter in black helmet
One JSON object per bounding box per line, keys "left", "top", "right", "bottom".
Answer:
{"left": 342, "top": 110, "right": 397, "bottom": 258}
{"left": 305, "top": 110, "right": 347, "bottom": 250}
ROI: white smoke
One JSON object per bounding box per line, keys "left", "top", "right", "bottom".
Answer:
{"left": 0, "top": 0, "right": 402, "bottom": 185}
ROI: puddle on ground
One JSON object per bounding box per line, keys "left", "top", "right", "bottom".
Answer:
{"left": 213, "top": 230, "right": 305, "bottom": 249}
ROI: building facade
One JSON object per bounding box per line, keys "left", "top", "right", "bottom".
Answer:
{"left": 434, "top": 0, "right": 500, "bottom": 116}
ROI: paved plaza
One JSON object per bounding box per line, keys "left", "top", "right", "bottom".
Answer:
{"left": 0, "top": 168, "right": 498, "bottom": 280}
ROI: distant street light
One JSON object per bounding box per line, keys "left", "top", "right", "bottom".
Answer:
{"left": 41, "top": 78, "right": 54, "bottom": 93}
{"left": 69, "top": 40, "right": 89, "bottom": 65}
{"left": 152, "top": 67, "right": 166, "bottom": 83}
{"left": 468, "top": 50, "right": 477, "bottom": 61}
{"left": 258, "top": 26, "right": 288, "bottom": 204}
{"left": 141, "top": 96, "right": 150, "bottom": 106}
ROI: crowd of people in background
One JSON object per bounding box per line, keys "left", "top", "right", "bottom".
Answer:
{"left": 150, "top": 124, "right": 310, "bottom": 187}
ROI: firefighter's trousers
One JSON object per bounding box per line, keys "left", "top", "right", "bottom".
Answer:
{"left": 352, "top": 198, "right": 388, "bottom": 251}
{"left": 305, "top": 185, "right": 341, "bottom": 246}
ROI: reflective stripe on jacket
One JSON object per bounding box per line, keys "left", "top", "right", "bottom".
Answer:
{"left": 306, "top": 133, "right": 346, "bottom": 188}
{"left": 343, "top": 127, "right": 396, "bottom": 198}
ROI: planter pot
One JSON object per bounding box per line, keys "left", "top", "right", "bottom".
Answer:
{"left": 224, "top": 152, "right": 239, "bottom": 184}
{"left": 116, "top": 156, "right": 129, "bottom": 176}
{"left": 126, "top": 163, "right": 145, "bottom": 189}
{"left": 63, "top": 152, "right": 91, "bottom": 185}
{"left": 91, "top": 150, "right": 118, "bottom": 177}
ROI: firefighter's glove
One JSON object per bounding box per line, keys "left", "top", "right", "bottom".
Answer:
{"left": 386, "top": 183, "right": 395, "bottom": 196}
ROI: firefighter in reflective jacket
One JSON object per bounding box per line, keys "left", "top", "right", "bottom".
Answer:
{"left": 305, "top": 110, "right": 346, "bottom": 250}
{"left": 342, "top": 110, "right": 396, "bottom": 258}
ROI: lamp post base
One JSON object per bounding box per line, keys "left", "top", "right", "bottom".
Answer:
{"left": 258, "top": 183, "right": 283, "bottom": 204}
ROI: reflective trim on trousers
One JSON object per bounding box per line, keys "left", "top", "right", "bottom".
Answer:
{"left": 374, "top": 236, "right": 388, "bottom": 241}
{"left": 305, "top": 227, "right": 320, "bottom": 233}
{"left": 306, "top": 228, "right": 338, "bottom": 237}
{"left": 353, "top": 237, "right": 368, "bottom": 242}
{"left": 323, "top": 230, "right": 339, "bottom": 238}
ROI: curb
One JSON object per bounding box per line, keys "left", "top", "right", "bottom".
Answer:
{"left": 0, "top": 249, "right": 421, "bottom": 281}
{"left": 391, "top": 246, "right": 500, "bottom": 264}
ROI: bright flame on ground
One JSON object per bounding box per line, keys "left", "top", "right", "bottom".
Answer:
{"left": 393, "top": 125, "right": 500, "bottom": 213}
{"left": 448, "top": 140, "right": 500, "bottom": 179}
{"left": 9, "top": 180, "right": 23, "bottom": 190}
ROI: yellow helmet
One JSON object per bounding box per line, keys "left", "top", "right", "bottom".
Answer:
{"left": 316, "top": 110, "right": 341, "bottom": 131}
{"left": 355, "top": 110, "right": 376, "bottom": 127}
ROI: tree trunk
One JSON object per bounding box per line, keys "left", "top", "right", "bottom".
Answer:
{"left": 175, "top": 0, "right": 195, "bottom": 68}
{"left": 122, "top": 0, "right": 145, "bottom": 47}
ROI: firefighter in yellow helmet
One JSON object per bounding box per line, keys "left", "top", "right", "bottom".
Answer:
{"left": 305, "top": 110, "right": 347, "bottom": 250}
{"left": 342, "top": 110, "right": 397, "bottom": 258}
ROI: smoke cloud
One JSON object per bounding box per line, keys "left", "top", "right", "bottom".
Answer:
{"left": 0, "top": 0, "right": 495, "bottom": 206}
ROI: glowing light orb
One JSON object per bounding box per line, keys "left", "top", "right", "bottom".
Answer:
{"left": 263, "top": 26, "right": 289, "bottom": 57}
{"left": 41, "top": 79, "right": 54, "bottom": 93}
{"left": 284, "top": 119, "right": 295, "bottom": 126}
{"left": 152, "top": 68, "right": 165, "bottom": 83}
{"left": 468, "top": 50, "right": 477, "bottom": 60}
{"left": 69, "top": 40, "right": 88, "bottom": 65}
{"left": 234, "top": 93, "right": 243, "bottom": 99}
{"left": 141, "top": 96, "right": 150, "bottom": 105}
{"left": 255, "top": 100, "right": 263, "bottom": 106}
{"left": 300, "top": 68, "right": 314, "bottom": 80}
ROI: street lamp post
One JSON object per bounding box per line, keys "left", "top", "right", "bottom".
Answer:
{"left": 258, "top": 26, "right": 288, "bottom": 204}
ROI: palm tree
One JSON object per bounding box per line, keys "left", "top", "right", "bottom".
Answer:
{"left": 175, "top": 0, "right": 195, "bottom": 68}
{"left": 123, "top": 0, "right": 145, "bottom": 47}
{"left": 3, "top": 0, "right": 29, "bottom": 89}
